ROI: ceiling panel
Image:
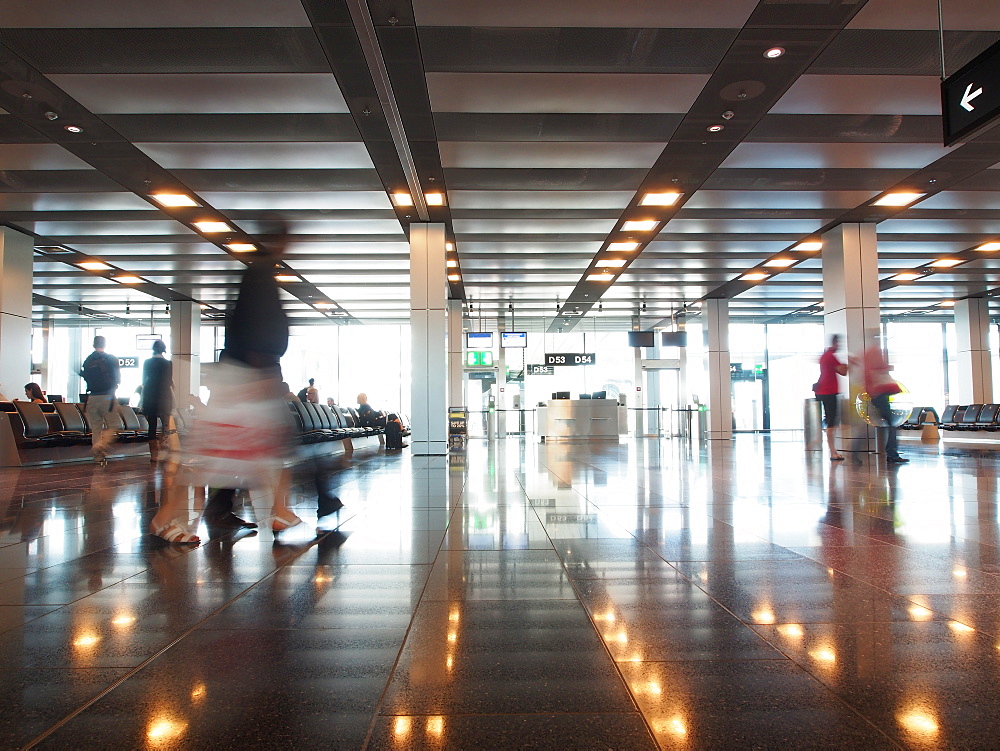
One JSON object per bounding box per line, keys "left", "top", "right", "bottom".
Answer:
{"left": 426, "top": 72, "right": 710, "bottom": 113}
{"left": 47, "top": 74, "right": 349, "bottom": 114}
{"left": 719, "top": 142, "right": 951, "bottom": 170}
{"left": 770, "top": 76, "right": 942, "bottom": 115}
{"left": 0, "top": 0, "right": 311, "bottom": 27}
{"left": 438, "top": 142, "right": 667, "bottom": 168}
{"left": 134, "top": 143, "right": 376, "bottom": 170}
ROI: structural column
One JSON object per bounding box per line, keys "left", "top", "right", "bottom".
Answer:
{"left": 822, "top": 223, "right": 881, "bottom": 454}
{"left": 954, "top": 297, "right": 993, "bottom": 404}
{"left": 0, "top": 228, "right": 33, "bottom": 401}
{"left": 410, "top": 223, "right": 448, "bottom": 455}
{"left": 704, "top": 298, "right": 732, "bottom": 440}
{"left": 447, "top": 299, "right": 464, "bottom": 410}
{"left": 170, "top": 302, "right": 201, "bottom": 405}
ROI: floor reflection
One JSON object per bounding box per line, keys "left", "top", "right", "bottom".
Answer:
{"left": 2, "top": 436, "right": 1000, "bottom": 746}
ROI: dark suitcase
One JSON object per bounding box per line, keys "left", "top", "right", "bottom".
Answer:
{"left": 385, "top": 414, "right": 404, "bottom": 449}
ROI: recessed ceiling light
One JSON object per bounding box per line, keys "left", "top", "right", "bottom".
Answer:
{"left": 225, "top": 242, "right": 256, "bottom": 252}
{"left": 447, "top": 274, "right": 461, "bottom": 281}
{"left": 150, "top": 193, "right": 198, "bottom": 208}
{"left": 425, "top": 193, "right": 445, "bottom": 206}
{"left": 587, "top": 273, "right": 614, "bottom": 281}
{"left": 764, "top": 47, "right": 785, "bottom": 58}
{"left": 194, "top": 221, "right": 232, "bottom": 233}
{"left": 447, "top": 259, "right": 458, "bottom": 268}
{"left": 446, "top": 242, "right": 454, "bottom": 251}
{"left": 596, "top": 259, "right": 627, "bottom": 268}
{"left": 63, "top": 125, "right": 83, "bottom": 133}
{"left": 930, "top": 258, "right": 963, "bottom": 268}
{"left": 77, "top": 261, "right": 112, "bottom": 271}
{"left": 314, "top": 302, "right": 335, "bottom": 309}
{"left": 764, "top": 258, "right": 795, "bottom": 268}
{"left": 274, "top": 274, "right": 298, "bottom": 282}
{"left": 794, "top": 241, "right": 822, "bottom": 251}
{"left": 640, "top": 192, "right": 681, "bottom": 206}
{"left": 889, "top": 271, "right": 922, "bottom": 281}
{"left": 873, "top": 192, "right": 925, "bottom": 207}
{"left": 707, "top": 124, "right": 724, "bottom": 132}
{"left": 939, "top": 300, "right": 956, "bottom": 307}
{"left": 975, "top": 242, "right": 1000, "bottom": 251}
{"left": 739, "top": 272, "right": 769, "bottom": 281}
{"left": 391, "top": 193, "right": 413, "bottom": 206}
{"left": 622, "top": 220, "right": 658, "bottom": 231}
{"left": 113, "top": 275, "right": 143, "bottom": 284}
{"left": 608, "top": 241, "right": 639, "bottom": 251}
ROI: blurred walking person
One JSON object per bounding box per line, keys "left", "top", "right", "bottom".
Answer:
{"left": 80, "top": 335, "right": 121, "bottom": 465}
{"left": 814, "top": 334, "right": 847, "bottom": 461}
{"left": 860, "top": 331, "right": 907, "bottom": 464}
{"left": 141, "top": 339, "right": 173, "bottom": 465}
{"left": 195, "top": 219, "right": 302, "bottom": 532}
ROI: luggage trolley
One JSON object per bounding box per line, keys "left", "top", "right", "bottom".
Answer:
{"left": 448, "top": 406, "right": 468, "bottom": 450}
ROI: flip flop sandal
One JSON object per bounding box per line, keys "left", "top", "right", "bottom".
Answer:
{"left": 271, "top": 512, "right": 303, "bottom": 533}
{"left": 151, "top": 521, "right": 200, "bottom": 544}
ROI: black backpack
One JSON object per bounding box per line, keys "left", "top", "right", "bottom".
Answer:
{"left": 82, "top": 353, "right": 114, "bottom": 394}
{"left": 297, "top": 387, "right": 309, "bottom": 403}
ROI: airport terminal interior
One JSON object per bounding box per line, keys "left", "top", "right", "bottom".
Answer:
{"left": 3, "top": 0, "right": 1000, "bottom": 747}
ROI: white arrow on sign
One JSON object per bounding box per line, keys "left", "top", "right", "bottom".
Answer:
{"left": 961, "top": 82, "right": 984, "bottom": 111}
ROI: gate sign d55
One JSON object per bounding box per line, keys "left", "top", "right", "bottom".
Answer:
{"left": 544, "top": 353, "right": 596, "bottom": 366}
{"left": 942, "top": 37, "right": 1000, "bottom": 146}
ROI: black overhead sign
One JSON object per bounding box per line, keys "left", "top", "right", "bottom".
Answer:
{"left": 942, "top": 37, "right": 1000, "bottom": 146}
{"left": 544, "top": 353, "right": 596, "bottom": 366}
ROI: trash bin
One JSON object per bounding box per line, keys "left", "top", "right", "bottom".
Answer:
{"left": 921, "top": 421, "right": 940, "bottom": 442}
{"left": 804, "top": 398, "right": 823, "bottom": 450}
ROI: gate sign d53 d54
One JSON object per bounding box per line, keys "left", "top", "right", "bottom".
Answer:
{"left": 942, "top": 37, "right": 1000, "bottom": 146}
{"left": 544, "top": 353, "right": 596, "bottom": 366}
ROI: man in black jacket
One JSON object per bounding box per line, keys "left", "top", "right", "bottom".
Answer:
{"left": 80, "top": 335, "right": 121, "bottom": 464}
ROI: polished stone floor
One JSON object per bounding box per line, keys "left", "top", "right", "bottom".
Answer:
{"left": 1, "top": 435, "right": 999, "bottom": 748}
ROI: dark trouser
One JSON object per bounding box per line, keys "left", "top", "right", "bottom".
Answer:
{"left": 146, "top": 413, "right": 164, "bottom": 441}
{"left": 204, "top": 488, "right": 237, "bottom": 521}
{"left": 871, "top": 393, "right": 899, "bottom": 457}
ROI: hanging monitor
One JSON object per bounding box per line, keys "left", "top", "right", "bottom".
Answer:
{"left": 661, "top": 331, "right": 688, "bottom": 347}
{"left": 500, "top": 331, "right": 527, "bottom": 348}
{"left": 466, "top": 332, "right": 493, "bottom": 348}
{"left": 627, "top": 331, "right": 655, "bottom": 347}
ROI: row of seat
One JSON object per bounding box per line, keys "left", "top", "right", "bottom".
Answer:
{"left": 287, "top": 401, "right": 411, "bottom": 445}
{"left": 1, "top": 397, "right": 413, "bottom": 458}
{"left": 0, "top": 400, "right": 152, "bottom": 449}
{"left": 940, "top": 404, "right": 1000, "bottom": 431}
{"left": 899, "top": 407, "right": 941, "bottom": 430}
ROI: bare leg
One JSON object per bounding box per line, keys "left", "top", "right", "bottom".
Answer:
{"left": 270, "top": 468, "right": 302, "bottom": 531}
{"left": 150, "top": 460, "right": 200, "bottom": 542}
{"left": 826, "top": 426, "right": 844, "bottom": 460}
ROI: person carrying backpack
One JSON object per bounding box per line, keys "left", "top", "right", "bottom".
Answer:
{"left": 80, "top": 335, "right": 122, "bottom": 465}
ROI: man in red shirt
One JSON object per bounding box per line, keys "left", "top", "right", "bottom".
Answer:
{"left": 814, "top": 334, "right": 848, "bottom": 460}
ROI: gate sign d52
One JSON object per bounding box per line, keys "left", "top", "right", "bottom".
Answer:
{"left": 942, "top": 37, "right": 1000, "bottom": 146}
{"left": 544, "top": 353, "right": 596, "bottom": 366}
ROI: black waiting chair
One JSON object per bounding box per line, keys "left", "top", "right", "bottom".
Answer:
{"left": 959, "top": 404, "right": 985, "bottom": 430}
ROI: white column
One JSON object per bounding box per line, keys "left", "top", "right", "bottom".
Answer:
{"left": 633, "top": 346, "right": 644, "bottom": 435}
{"left": 447, "top": 299, "right": 464, "bottom": 410}
{"left": 954, "top": 297, "right": 993, "bottom": 404}
{"left": 704, "top": 299, "right": 732, "bottom": 440}
{"left": 66, "top": 326, "right": 84, "bottom": 402}
{"left": 170, "top": 302, "right": 201, "bottom": 405}
{"left": 822, "top": 223, "right": 881, "bottom": 454}
{"left": 410, "top": 223, "right": 448, "bottom": 455}
{"left": 0, "top": 228, "right": 33, "bottom": 400}
{"left": 496, "top": 320, "right": 507, "bottom": 438}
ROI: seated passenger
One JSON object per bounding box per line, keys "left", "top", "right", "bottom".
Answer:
{"left": 356, "top": 392, "right": 382, "bottom": 427}
{"left": 22, "top": 383, "right": 45, "bottom": 404}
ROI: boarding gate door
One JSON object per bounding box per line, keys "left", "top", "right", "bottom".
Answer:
{"left": 641, "top": 358, "right": 681, "bottom": 437}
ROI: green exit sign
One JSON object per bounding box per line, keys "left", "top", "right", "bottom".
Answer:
{"left": 465, "top": 351, "right": 493, "bottom": 367}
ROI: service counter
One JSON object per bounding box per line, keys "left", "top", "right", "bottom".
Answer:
{"left": 537, "top": 399, "right": 623, "bottom": 440}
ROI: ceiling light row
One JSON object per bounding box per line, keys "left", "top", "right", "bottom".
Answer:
{"left": 886, "top": 239, "right": 1000, "bottom": 283}
{"left": 392, "top": 192, "right": 446, "bottom": 207}
{"left": 149, "top": 193, "right": 261, "bottom": 252}
{"left": 738, "top": 240, "right": 824, "bottom": 284}
{"left": 585, "top": 193, "right": 684, "bottom": 287}
{"left": 74, "top": 258, "right": 144, "bottom": 284}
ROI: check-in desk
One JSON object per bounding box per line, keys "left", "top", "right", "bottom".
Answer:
{"left": 537, "top": 399, "right": 620, "bottom": 440}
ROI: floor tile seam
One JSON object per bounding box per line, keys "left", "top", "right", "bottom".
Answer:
{"left": 357, "top": 468, "right": 458, "bottom": 751}
{"left": 526, "top": 476, "right": 660, "bottom": 751}
{"left": 17, "top": 551, "right": 302, "bottom": 751}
